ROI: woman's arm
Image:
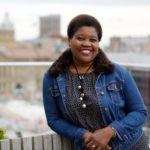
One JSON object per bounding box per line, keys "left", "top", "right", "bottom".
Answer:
{"left": 110, "top": 69, "right": 148, "bottom": 141}
{"left": 42, "top": 72, "right": 87, "bottom": 143}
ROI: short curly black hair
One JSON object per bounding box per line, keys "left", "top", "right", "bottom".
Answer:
{"left": 67, "top": 14, "right": 102, "bottom": 41}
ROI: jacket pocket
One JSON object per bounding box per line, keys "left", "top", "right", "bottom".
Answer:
{"left": 106, "top": 81, "right": 124, "bottom": 105}
{"left": 49, "top": 86, "right": 61, "bottom": 97}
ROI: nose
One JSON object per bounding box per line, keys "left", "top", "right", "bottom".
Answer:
{"left": 82, "top": 40, "right": 91, "bottom": 46}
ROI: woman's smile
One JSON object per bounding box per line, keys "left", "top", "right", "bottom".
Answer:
{"left": 80, "top": 49, "right": 92, "bottom": 55}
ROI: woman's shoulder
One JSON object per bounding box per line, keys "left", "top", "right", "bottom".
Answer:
{"left": 43, "top": 70, "right": 56, "bottom": 84}
{"left": 110, "top": 63, "right": 129, "bottom": 79}
{"left": 114, "top": 63, "right": 128, "bottom": 72}
{"left": 43, "top": 70, "right": 66, "bottom": 82}
{"left": 44, "top": 70, "right": 51, "bottom": 78}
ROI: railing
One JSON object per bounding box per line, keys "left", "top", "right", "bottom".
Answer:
{"left": 0, "top": 133, "right": 73, "bottom": 150}
{"left": 0, "top": 128, "right": 150, "bottom": 150}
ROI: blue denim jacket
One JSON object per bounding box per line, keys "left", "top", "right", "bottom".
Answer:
{"left": 43, "top": 64, "right": 147, "bottom": 150}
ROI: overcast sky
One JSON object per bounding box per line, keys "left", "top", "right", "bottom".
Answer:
{"left": 0, "top": 0, "right": 150, "bottom": 45}
{"left": 1, "top": 0, "right": 150, "bottom": 5}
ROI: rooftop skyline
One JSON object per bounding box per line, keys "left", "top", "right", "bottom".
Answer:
{"left": 0, "top": 0, "right": 150, "bottom": 45}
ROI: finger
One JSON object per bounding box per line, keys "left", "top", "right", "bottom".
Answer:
{"left": 86, "top": 140, "right": 95, "bottom": 149}
{"left": 105, "top": 145, "right": 112, "bottom": 150}
{"left": 84, "top": 134, "right": 93, "bottom": 145}
{"left": 89, "top": 145, "right": 97, "bottom": 150}
{"left": 95, "top": 145, "right": 105, "bottom": 150}
{"left": 84, "top": 136, "right": 93, "bottom": 145}
{"left": 84, "top": 138, "right": 92, "bottom": 145}
{"left": 96, "top": 146, "right": 101, "bottom": 150}
{"left": 95, "top": 145, "right": 107, "bottom": 150}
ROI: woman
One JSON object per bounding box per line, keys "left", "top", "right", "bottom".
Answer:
{"left": 43, "top": 14, "right": 149, "bottom": 150}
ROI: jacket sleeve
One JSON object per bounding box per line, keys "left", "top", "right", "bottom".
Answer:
{"left": 110, "top": 69, "right": 148, "bottom": 141}
{"left": 42, "top": 72, "right": 87, "bottom": 144}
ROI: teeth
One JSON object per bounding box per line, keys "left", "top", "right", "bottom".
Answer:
{"left": 81, "top": 50, "right": 91, "bottom": 54}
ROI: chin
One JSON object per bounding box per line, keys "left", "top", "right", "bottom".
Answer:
{"left": 80, "top": 59, "right": 94, "bottom": 64}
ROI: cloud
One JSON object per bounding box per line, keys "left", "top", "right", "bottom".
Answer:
{"left": 1, "top": 0, "right": 150, "bottom": 5}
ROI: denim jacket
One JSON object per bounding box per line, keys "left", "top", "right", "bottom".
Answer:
{"left": 43, "top": 64, "right": 147, "bottom": 150}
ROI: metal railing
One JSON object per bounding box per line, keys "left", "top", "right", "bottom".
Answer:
{"left": 0, "top": 132, "right": 73, "bottom": 150}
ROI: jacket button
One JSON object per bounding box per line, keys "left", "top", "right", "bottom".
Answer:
{"left": 104, "top": 107, "right": 109, "bottom": 111}
{"left": 100, "top": 91, "right": 104, "bottom": 95}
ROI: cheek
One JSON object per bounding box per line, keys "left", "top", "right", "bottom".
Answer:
{"left": 69, "top": 39, "right": 79, "bottom": 47}
{"left": 94, "top": 43, "right": 99, "bottom": 48}
{"left": 93, "top": 45, "right": 99, "bottom": 52}
{"left": 72, "top": 41, "right": 81, "bottom": 48}
{"left": 69, "top": 45, "right": 76, "bottom": 52}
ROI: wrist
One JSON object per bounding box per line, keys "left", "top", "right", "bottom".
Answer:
{"left": 83, "top": 131, "right": 92, "bottom": 139}
{"left": 108, "top": 126, "right": 117, "bottom": 138}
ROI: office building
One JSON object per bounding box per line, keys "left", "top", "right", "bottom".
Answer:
{"left": 39, "top": 14, "right": 60, "bottom": 38}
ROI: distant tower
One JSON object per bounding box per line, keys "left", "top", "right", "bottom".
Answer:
{"left": 39, "top": 14, "right": 60, "bottom": 38}
{"left": 0, "top": 12, "right": 15, "bottom": 48}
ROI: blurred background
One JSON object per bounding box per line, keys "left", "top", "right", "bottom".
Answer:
{"left": 0, "top": 0, "right": 150, "bottom": 139}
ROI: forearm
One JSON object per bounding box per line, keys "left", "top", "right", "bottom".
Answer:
{"left": 48, "top": 118, "right": 87, "bottom": 141}
{"left": 110, "top": 110, "right": 147, "bottom": 141}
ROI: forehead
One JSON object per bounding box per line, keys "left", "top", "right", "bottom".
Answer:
{"left": 74, "top": 26, "right": 98, "bottom": 37}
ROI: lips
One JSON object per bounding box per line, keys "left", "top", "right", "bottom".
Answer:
{"left": 80, "top": 50, "right": 92, "bottom": 55}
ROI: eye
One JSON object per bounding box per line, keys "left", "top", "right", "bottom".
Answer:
{"left": 76, "top": 37, "right": 84, "bottom": 41}
{"left": 90, "top": 38, "right": 98, "bottom": 42}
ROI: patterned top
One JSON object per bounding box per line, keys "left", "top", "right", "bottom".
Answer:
{"left": 128, "top": 133, "right": 150, "bottom": 150}
{"left": 66, "top": 72, "right": 105, "bottom": 131}
{"left": 66, "top": 72, "right": 149, "bottom": 150}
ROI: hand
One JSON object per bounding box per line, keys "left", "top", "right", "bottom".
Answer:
{"left": 83, "top": 131, "right": 93, "bottom": 146}
{"left": 83, "top": 131, "right": 96, "bottom": 150}
{"left": 91, "top": 127, "right": 115, "bottom": 149}
{"left": 83, "top": 127, "right": 115, "bottom": 150}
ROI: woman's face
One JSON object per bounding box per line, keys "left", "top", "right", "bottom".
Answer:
{"left": 69, "top": 26, "right": 99, "bottom": 65}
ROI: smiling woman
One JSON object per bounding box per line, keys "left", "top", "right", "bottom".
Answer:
{"left": 42, "top": 14, "right": 149, "bottom": 150}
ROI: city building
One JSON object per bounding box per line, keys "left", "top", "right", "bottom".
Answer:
{"left": 131, "top": 70, "right": 150, "bottom": 106}
{"left": 107, "top": 36, "right": 150, "bottom": 53}
{"left": 0, "top": 44, "right": 53, "bottom": 61}
{"left": 0, "top": 64, "right": 48, "bottom": 101}
{"left": 39, "top": 14, "right": 61, "bottom": 38}
{"left": 0, "top": 12, "right": 15, "bottom": 48}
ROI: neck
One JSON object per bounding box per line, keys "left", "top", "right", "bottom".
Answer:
{"left": 70, "top": 61, "right": 94, "bottom": 74}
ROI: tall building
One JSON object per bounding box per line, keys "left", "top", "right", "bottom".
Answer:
{"left": 0, "top": 12, "right": 15, "bottom": 48}
{"left": 39, "top": 14, "right": 61, "bottom": 38}
{"left": 108, "top": 36, "right": 150, "bottom": 53}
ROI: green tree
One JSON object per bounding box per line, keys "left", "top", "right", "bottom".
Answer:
{"left": 0, "top": 128, "right": 5, "bottom": 140}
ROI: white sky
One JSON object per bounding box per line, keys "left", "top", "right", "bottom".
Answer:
{"left": 0, "top": 0, "right": 150, "bottom": 45}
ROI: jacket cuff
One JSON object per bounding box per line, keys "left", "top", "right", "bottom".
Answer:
{"left": 75, "top": 128, "right": 87, "bottom": 141}
{"left": 110, "top": 121, "right": 125, "bottom": 141}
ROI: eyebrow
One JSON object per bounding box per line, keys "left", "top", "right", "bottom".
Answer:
{"left": 75, "top": 34, "right": 98, "bottom": 38}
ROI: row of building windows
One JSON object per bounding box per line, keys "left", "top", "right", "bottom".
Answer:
{"left": 0, "top": 66, "right": 150, "bottom": 105}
